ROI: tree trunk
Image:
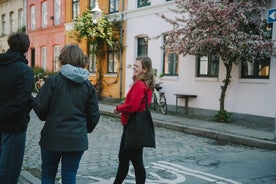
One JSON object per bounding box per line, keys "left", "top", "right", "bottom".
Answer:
{"left": 220, "top": 61, "right": 233, "bottom": 111}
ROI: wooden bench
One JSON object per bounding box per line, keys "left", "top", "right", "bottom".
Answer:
{"left": 174, "top": 94, "right": 197, "bottom": 115}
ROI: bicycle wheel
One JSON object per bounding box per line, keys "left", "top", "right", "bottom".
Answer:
{"left": 159, "top": 93, "right": 167, "bottom": 115}
{"left": 153, "top": 93, "right": 158, "bottom": 111}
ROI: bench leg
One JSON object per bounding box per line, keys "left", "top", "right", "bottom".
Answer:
{"left": 175, "top": 97, "right": 178, "bottom": 114}
{"left": 185, "top": 97, "right": 188, "bottom": 115}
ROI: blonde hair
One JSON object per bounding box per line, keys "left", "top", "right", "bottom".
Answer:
{"left": 58, "top": 44, "right": 88, "bottom": 68}
{"left": 136, "top": 56, "right": 154, "bottom": 90}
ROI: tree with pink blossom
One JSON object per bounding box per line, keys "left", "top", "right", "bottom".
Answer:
{"left": 159, "top": 0, "right": 276, "bottom": 121}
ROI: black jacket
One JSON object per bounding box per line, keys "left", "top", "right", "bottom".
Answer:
{"left": 32, "top": 66, "right": 100, "bottom": 152}
{"left": 0, "top": 49, "right": 34, "bottom": 133}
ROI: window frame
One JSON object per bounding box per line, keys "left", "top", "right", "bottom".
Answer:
{"left": 137, "top": 0, "right": 151, "bottom": 8}
{"left": 1, "top": 14, "right": 6, "bottom": 35}
{"left": 30, "top": 5, "right": 36, "bottom": 30}
{"left": 107, "top": 45, "right": 119, "bottom": 74}
{"left": 9, "top": 11, "right": 15, "bottom": 33}
{"left": 109, "top": 0, "right": 119, "bottom": 14}
{"left": 163, "top": 35, "right": 179, "bottom": 76}
{"left": 241, "top": 57, "right": 270, "bottom": 79}
{"left": 54, "top": 0, "right": 61, "bottom": 25}
{"left": 72, "top": 0, "right": 80, "bottom": 20}
{"left": 88, "top": 43, "right": 96, "bottom": 73}
{"left": 137, "top": 37, "right": 148, "bottom": 57}
{"left": 41, "top": 1, "right": 48, "bottom": 28}
{"left": 196, "top": 55, "right": 219, "bottom": 78}
{"left": 41, "top": 47, "right": 47, "bottom": 71}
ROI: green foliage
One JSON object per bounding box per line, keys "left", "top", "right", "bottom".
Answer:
{"left": 73, "top": 8, "right": 123, "bottom": 98}
{"left": 73, "top": 8, "right": 122, "bottom": 50}
{"left": 215, "top": 110, "right": 231, "bottom": 123}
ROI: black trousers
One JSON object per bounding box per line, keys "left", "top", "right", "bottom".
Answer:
{"left": 113, "top": 127, "right": 146, "bottom": 184}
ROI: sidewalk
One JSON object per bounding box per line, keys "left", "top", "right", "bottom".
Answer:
{"left": 99, "top": 103, "right": 276, "bottom": 150}
{"left": 19, "top": 102, "right": 276, "bottom": 183}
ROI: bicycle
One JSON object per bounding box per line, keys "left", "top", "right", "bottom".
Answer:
{"left": 152, "top": 82, "right": 167, "bottom": 115}
{"left": 34, "top": 73, "right": 48, "bottom": 93}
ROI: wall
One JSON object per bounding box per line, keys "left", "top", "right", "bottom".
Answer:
{"left": 125, "top": 0, "right": 276, "bottom": 119}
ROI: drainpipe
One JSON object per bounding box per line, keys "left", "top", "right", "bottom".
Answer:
{"left": 119, "top": 0, "right": 125, "bottom": 101}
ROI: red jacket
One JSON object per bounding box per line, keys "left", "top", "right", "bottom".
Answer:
{"left": 116, "top": 80, "right": 152, "bottom": 125}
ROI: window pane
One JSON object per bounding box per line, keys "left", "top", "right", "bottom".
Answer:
{"left": 210, "top": 55, "right": 219, "bottom": 76}
{"left": 42, "top": 2, "right": 47, "bottom": 28}
{"left": 138, "top": 0, "right": 151, "bottom": 7}
{"left": 54, "top": 0, "right": 61, "bottom": 25}
{"left": 72, "top": 0, "right": 80, "bottom": 20}
{"left": 54, "top": 45, "right": 60, "bottom": 72}
{"left": 110, "top": 0, "right": 119, "bottom": 13}
{"left": 199, "top": 56, "right": 208, "bottom": 75}
{"left": 30, "top": 6, "right": 36, "bottom": 30}
{"left": 18, "top": 9, "right": 24, "bottom": 29}
{"left": 89, "top": 43, "right": 96, "bottom": 73}
{"left": 137, "top": 37, "right": 148, "bottom": 56}
{"left": 241, "top": 57, "right": 270, "bottom": 79}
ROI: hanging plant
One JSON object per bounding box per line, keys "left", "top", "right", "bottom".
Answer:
{"left": 73, "top": 8, "right": 123, "bottom": 97}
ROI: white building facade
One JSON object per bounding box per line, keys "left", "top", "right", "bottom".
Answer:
{"left": 124, "top": 0, "right": 276, "bottom": 127}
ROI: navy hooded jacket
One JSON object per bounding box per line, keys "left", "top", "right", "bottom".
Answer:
{"left": 0, "top": 49, "right": 34, "bottom": 133}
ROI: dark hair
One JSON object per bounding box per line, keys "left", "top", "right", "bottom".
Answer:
{"left": 8, "top": 33, "right": 30, "bottom": 53}
{"left": 136, "top": 56, "right": 155, "bottom": 90}
{"left": 58, "top": 44, "right": 88, "bottom": 68}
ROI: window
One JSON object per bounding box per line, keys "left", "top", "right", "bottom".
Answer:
{"left": 1, "top": 14, "right": 6, "bottom": 35}
{"left": 196, "top": 55, "right": 219, "bottom": 77}
{"left": 109, "top": 0, "right": 119, "bottom": 13}
{"left": 18, "top": 9, "right": 24, "bottom": 30}
{"left": 90, "top": 0, "right": 96, "bottom": 9}
{"left": 72, "top": 0, "right": 80, "bottom": 20}
{"left": 88, "top": 43, "right": 96, "bottom": 73}
{"left": 30, "top": 5, "right": 36, "bottom": 30}
{"left": 107, "top": 44, "right": 119, "bottom": 73}
{"left": 163, "top": 35, "right": 178, "bottom": 76}
{"left": 42, "top": 1, "right": 48, "bottom": 28}
{"left": 138, "top": 0, "right": 151, "bottom": 7}
{"left": 240, "top": 22, "right": 272, "bottom": 79}
{"left": 9, "top": 12, "right": 15, "bottom": 33}
{"left": 137, "top": 37, "right": 148, "bottom": 57}
{"left": 54, "top": 45, "right": 60, "bottom": 72}
{"left": 241, "top": 57, "right": 270, "bottom": 79}
{"left": 41, "top": 47, "right": 47, "bottom": 71}
{"left": 54, "top": 0, "right": 61, "bottom": 25}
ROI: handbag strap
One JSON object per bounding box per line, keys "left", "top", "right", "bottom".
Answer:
{"left": 143, "top": 82, "right": 149, "bottom": 111}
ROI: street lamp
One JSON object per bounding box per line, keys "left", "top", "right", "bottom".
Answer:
{"left": 91, "top": 0, "right": 102, "bottom": 23}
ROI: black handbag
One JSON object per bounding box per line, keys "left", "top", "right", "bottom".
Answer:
{"left": 125, "top": 89, "right": 156, "bottom": 149}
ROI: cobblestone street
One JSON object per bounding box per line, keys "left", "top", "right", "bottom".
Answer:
{"left": 22, "top": 111, "right": 276, "bottom": 184}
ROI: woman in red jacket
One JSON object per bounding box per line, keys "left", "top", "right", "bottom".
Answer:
{"left": 113, "top": 56, "right": 154, "bottom": 184}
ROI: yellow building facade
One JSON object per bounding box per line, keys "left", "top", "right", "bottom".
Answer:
{"left": 65, "top": 0, "right": 126, "bottom": 101}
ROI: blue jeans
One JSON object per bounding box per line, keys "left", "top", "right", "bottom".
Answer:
{"left": 41, "top": 148, "right": 84, "bottom": 184}
{"left": 0, "top": 131, "right": 26, "bottom": 184}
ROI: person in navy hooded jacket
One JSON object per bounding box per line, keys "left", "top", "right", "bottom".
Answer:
{"left": 32, "top": 44, "right": 100, "bottom": 184}
{"left": 0, "top": 32, "right": 34, "bottom": 184}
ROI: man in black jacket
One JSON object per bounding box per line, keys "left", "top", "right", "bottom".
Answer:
{"left": 0, "top": 33, "right": 34, "bottom": 184}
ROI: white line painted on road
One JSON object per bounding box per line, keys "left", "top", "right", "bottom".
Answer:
{"left": 77, "top": 161, "right": 242, "bottom": 183}
{"left": 158, "top": 161, "right": 242, "bottom": 184}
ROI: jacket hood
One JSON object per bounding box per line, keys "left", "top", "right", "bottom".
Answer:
{"left": 0, "top": 49, "right": 28, "bottom": 65}
{"left": 60, "top": 64, "right": 90, "bottom": 83}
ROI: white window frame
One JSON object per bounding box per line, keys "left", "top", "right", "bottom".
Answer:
{"left": 30, "top": 6, "right": 36, "bottom": 30}
{"left": 41, "top": 47, "right": 47, "bottom": 71}
{"left": 42, "top": 2, "right": 48, "bottom": 28}
{"left": 54, "top": 0, "right": 61, "bottom": 25}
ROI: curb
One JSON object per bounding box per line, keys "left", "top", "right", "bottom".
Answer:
{"left": 100, "top": 111, "right": 276, "bottom": 150}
